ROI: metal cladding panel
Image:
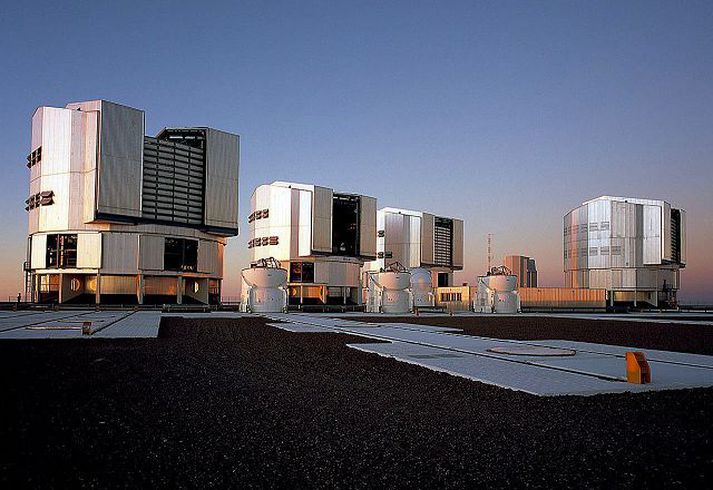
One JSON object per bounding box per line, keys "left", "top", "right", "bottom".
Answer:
{"left": 198, "top": 240, "right": 219, "bottom": 274}
{"left": 139, "top": 234, "right": 164, "bottom": 271}
{"left": 452, "top": 218, "right": 464, "bottom": 269}
{"left": 250, "top": 185, "right": 293, "bottom": 262}
{"left": 204, "top": 128, "right": 240, "bottom": 232}
{"left": 96, "top": 101, "right": 144, "bottom": 218}
{"left": 679, "top": 209, "right": 687, "bottom": 265}
{"left": 585, "top": 200, "right": 610, "bottom": 270}
{"left": 101, "top": 233, "right": 139, "bottom": 274}
{"left": 588, "top": 269, "right": 611, "bottom": 289}
{"left": 408, "top": 215, "right": 422, "bottom": 267}
{"left": 420, "top": 213, "right": 435, "bottom": 266}
{"left": 34, "top": 108, "right": 73, "bottom": 232}
{"left": 519, "top": 287, "right": 606, "bottom": 309}
{"left": 359, "top": 195, "right": 377, "bottom": 260}
{"left": 311, "top": 186, "right": 333, "bottom": 254}
{"left": 564, "top": 270, "right": 588, "bottom": 288}
{"left": 297, "top": 189, "right": 312, "bottom": 257}
{"left": 314, "top": 261, "right": 360, "bottom": 287}
{"left": 383, "top": 212, "right": 409, "bottom": 267}
{"left": 30, "top": 234, "right": 47, "bottom": 269}
{"left": 77, "top": 233, "right": 102, "bottom": 268}
{"left": 662, "top": 202, "right": 673, "bottom": 261}
{"left": 563, "top": 205, "right": 588, "bottom": 273}
{"left": 643, "top": 204, "right": 663, "bottom": 265}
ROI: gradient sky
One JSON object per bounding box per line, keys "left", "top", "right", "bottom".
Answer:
{"left": 1, "top": 1, "right": 712, "bottom": 302}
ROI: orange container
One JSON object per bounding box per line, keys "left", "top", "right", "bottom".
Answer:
{"left": 626, "top": 351, "right": 651, "bottom": 384}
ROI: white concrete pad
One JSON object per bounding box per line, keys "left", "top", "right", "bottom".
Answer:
{"left": 93, "top": 312, "right": 162, "bottom": 338}
{"left": 270, "top": 314, "right": 713, "bottom": 396}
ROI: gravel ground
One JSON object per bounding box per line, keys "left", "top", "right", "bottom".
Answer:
{"left": 1, "top": 316, "right": 712, "bottom": 489}
{"left": 351, "top": 315, "right": 713, "bottom": 355}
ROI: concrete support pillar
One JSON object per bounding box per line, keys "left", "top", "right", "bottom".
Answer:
{"left": 137, "top": 274, "right": 144, "bottom": 305}
{"left": 58, "top": 273, "right": 64, "bottom": 304}
{"left": 95, "top": 273, "right": 101, "bottom": 305}
{"left": 32, "top": 274, "right": 37, "bottom": 303}
{"left": 176, "top": 276, "right": 183, "bottom": 305}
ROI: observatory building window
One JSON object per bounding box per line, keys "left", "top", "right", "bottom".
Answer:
{"left": 290, "top": 262, "right": 315, "bottom": 283}
{"left": 164, "top": 238, "right": 198, "bottom": 272}
{"left": 332, "top": 194, "right": 360, "bottom": 256}
{"left": 46, "top": 234, "right": 78, "bottom": 268}
{"left": 437, "top": 272, "right": 450, "bottom": 287}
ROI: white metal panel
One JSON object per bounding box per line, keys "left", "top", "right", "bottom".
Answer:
{"left": 77, "top": 233, "right": 102, "bottom": 268}
{"left": 642, "top": 204, "right": 662, "bottom": 265}
{"left": 81, "top": 111, "right": 99, "bottom": 224}
{"left": 297, "top": 188, "right": 312, "bottom": 257}
{"left": 204, "top": 128, "right": 239, "bottom": 231}
{"left": 359, "top": 195, "right": 377, "bottom": 260}
{"left": 408, "top": 215, "right": 422, "bottom": 268}
{"left": 139, "top": 235, "right": 164, "bottom": 271}
{"left": 96, "top": 101, "right": 144, "bottom": 218}
{"left": 311, "top": 186, "right": 332, "bottom": 253}
{"left": 198, "top": 240, "right": 219, "bottom": 274}
{"left": 662, "top": 202, "right": 672, "bottom": 261}
{"left": 101, "top": 232, "right": 139, "bottom": 274}
{"left": 314, "top": 260, "right": 360, "bottom": 287}
{"left": 31, "top": 234, "right": 47, "bottom": 269}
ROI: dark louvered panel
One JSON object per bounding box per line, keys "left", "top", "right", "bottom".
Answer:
{"left": 142, "top": 136, "right": 205, "bottom": 225}
{"left": 434, "top": 217, "right": 453, "bottom": 267}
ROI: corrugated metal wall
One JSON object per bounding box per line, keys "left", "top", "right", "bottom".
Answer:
{"left": 311, "top": 186, "right": 332, "bottom": 253}
{"left": 359, "top": 196, "right": 377, "bottom": 259}
{"left": 204, "top": 128, "right": 239, "bottom": 230}
{"left": 420, "top": 213, "right": 435, "bottom": 266}
{"left": 101, "top": 233, "right": 139, "bottom": 274}
{"left": 452, "top": 219, "right": 464, "bottom": 269}
{"left": 520, "top": 287, "right": 606, "bottom": 309}
{"left": 139, "top": 235, "right": 164, "bottom": 271}
{"left": 96, "top": 101, "right": 144, "bottom": 218}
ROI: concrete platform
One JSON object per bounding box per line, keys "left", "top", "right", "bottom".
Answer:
{"left": 268, "top": 314, "right": 713, "bottom": 396}
{"left": 0, "top": 310, "right": 253, "bottom": 339}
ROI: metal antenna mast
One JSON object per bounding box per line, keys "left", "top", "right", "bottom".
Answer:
{"left": 487, "top": 233, "right": 493, "bottom": 273}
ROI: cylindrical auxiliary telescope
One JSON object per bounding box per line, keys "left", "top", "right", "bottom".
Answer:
{"left": 473, "top": 265, "right": 520, "bottom": 314}
{"left": 410, "top": 267, "right": 434, "bottom": 308}
{"left": 366, "top": 262, "right": 412, "bottom": 314}
{"left": 240, "top": 257, "right": 288, "bottom": 313}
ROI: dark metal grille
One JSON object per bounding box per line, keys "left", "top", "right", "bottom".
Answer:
{"left": 142, "top": 136, "right": 205, "bottom": 225}
{"left": 671, "top": 209, "right": 681, "bottom": 264}
{"left": 434, "top": 217, "right": 453, "bottom": 267}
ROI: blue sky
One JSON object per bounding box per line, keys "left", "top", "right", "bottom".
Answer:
{"left": 1, "top": 1, "right": 712, "bottom": 301}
